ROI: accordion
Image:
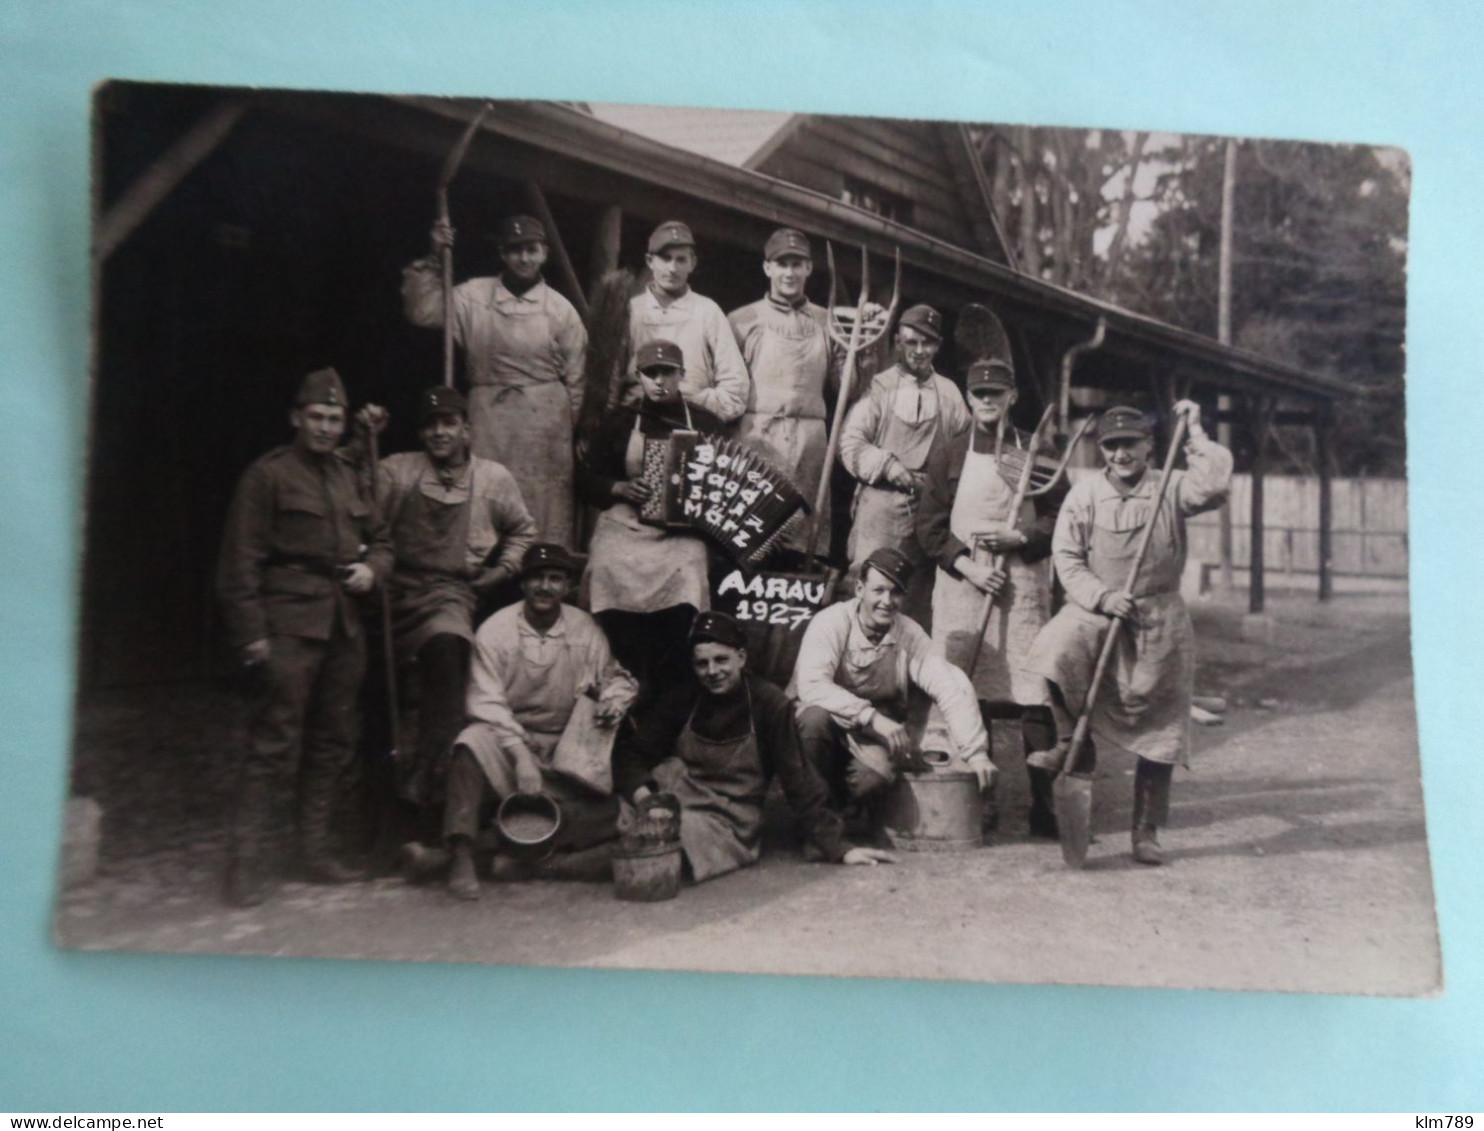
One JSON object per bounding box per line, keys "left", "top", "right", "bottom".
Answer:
{"left": 638, "top": 431, "right": 808, "bottom": 570}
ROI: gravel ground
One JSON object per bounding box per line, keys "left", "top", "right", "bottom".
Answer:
{"left": 54, "top": 590, "right": 1439, "bottom": 995}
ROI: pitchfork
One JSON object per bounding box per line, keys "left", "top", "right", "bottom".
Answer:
{"left": 802, "top": 242, "right": 902, "bottom": 566}
{"left": 962, "top": 406, "right": 1092, "bottom": 678}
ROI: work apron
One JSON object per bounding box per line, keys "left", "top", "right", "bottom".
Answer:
{"left": 465, "top": 288, "right": 576, "bottom": 548}
{"left": 930, "top": 440, "right": 1051, "bottom": 705}
{"left": 652, "top": 692, "right": 767, "bottom": 883}
{"left": 1024, "top": 476, "right": 1193, "bottom": 765}
{"left": 847, "top": 375, "right": 941, "bottom": 623}
{"left": 585, "top": 412, "right": 710, "bottom": 616}
{"left": 847, "top": 378, "right": 940, "bottom": 566}
{"left": 736, "top": 306, "right": 831, "bottom": 551}
{"left": 459, "top": 625, "right": 587, "bottom": 792}
{"left": 836, "top": 633, "right": 916, "bottom": 784}
{"left": 387, "top": 475, "right": 477, "bottom": 660}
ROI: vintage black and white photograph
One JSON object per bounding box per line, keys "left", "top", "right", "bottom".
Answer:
{"left": 56, "top": 81, "right": 1435, "bottom": 994}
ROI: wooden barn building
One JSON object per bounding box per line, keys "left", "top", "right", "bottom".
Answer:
{"left": 85, "top": 84, "right": 1348, "bottom": 688}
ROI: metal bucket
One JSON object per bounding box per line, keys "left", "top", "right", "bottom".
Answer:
{"left": 874, "top": 770, "right": 984, "bottom": 852}
{"left": 496, "top": 793, "right": 562, "bottom": 859}
{"left": 612, "top": 842, "right": 683, "bottom": 902}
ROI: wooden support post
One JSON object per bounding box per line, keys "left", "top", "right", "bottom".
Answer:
{"left": 1248, "top": 397, "right": 1272, "bottom": 614}
{"left": 95, "top": 97, "right": 251, "bottom": 262}
{"left": 588, "top": 204, "right": 623, "bottom": 295}
{"left": 1217, "top": 394, "right": 1235, "bottom": 592}
{"left": 1316, "top": 405, "right": 1334, "bottom": 601}
{"left": 523, "top": 180, "right": 590, "bottom": 323}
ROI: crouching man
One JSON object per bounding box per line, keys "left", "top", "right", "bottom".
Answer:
{"left": 614, "top": 611, "right": 895, "bottom": 883}
{"left": 440, "top": 543, "right": 639, "bottom": 900}
{"left": 791, "top": 546, "right": 995, "bottom": 804}
{"left": 1022, "top": 401, "right": 1232, "bottom": 864}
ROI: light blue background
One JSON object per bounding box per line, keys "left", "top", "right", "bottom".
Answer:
{"left": 2, "top": 0, "right": 1479, "bottom": 1112}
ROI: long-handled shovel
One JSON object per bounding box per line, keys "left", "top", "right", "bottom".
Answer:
{"left": 1055, "top": 409, "right": 1191, "bottom": 868}
{"left": 436, "top": 103, "right": 493, "bottom": 388}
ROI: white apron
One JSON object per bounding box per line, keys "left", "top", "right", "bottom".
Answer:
{"left": 586, "top": 411, "right": 711, "bottom": 616}
{"left": 736, "top": 303, "right": 831, "bottom": 551}
{"left": 652, "top": 689, "right": 767, "bottom": 883}
{"left": 1024, "top": 472, "right": 1194, "bottom": 765}
{"left": 465, "top": 286, "right": 576, "bottom": 548}
{"left": 930, "top": 438, "right": 1052, "bottom": 705}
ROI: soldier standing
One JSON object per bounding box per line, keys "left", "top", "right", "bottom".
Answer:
{"left": 216, "top": 368, "right": 393, "bottom": 907}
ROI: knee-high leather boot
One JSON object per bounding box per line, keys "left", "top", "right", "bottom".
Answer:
{"left": 1021, "top": 706, "right": 1059, "bottom": 839}
{"left": 1132, "top": 757, "right": 1173, "bottom": 865}
{"left": 224, "top": 770, "right": 273, "bottom": 907}
{"left": 299, "top": 767, "right": 363, "bottom": 884}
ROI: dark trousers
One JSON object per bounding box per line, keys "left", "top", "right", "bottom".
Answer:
{"left": 796, "top": 705, "right": 894, "bottom": 801}
{"left": 1133, "top": 758, "right": 1173, "bottom": 830}
{"left": 597, "top": 605, "right": 697, "bottom": 705}
{"left": 231, "top": 627, "right": 365, "bottom": 863}
{"left": 980, "top": 700, "right": 1058, "bottom": 822}
{"left": 400, "top": 633, "right": 470, "bottom": 808}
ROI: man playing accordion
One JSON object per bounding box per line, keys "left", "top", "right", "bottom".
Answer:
{"left": 577, "top": 339, "right": 725, "bottom": 701}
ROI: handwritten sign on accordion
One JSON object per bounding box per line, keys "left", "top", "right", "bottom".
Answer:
{"left": 639, "top": 431, "right": 808, "bottom": 570}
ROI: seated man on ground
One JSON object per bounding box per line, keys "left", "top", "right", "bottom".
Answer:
{"left": 434, "top": 543, "right": 639, "bottom": 900}
{"left": 613, "top": 611, "right": 896, "bottom": 884}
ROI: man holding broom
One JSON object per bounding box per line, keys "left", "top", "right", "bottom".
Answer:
{"left": 1023, "top": 400, "right": 1231, "bottom": 865}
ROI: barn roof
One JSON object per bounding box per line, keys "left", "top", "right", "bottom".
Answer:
{"left": 587, "top": 103, "right": 796, "bottom": 168}
{"left": 387, "top": 97, "right": 1348, "bottom": 406}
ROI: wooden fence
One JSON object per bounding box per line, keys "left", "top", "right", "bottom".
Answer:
{"left": 1187, "top": 475, "right": 1408, "bottom": 579}
{"left": 1065, "top": 471, "right": 1408, "bottom": 579}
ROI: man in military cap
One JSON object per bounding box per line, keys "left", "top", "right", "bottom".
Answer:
{"left": 401, "top": 213, "right": 587, "bottom": 546}
{"left": 627, "top": 219, "right": 750, "bottom": 423}
{"left": 728, "top": 227, "right": 880, "bottom": 556}
{"left": 614, "top": 611, "right": 895, "bottom": 884}
{"left": 839, "top": 304, "right": 971, "bottom": 625}
{"left": 791, "top": 546, "right": 994, "bottom": 804}
{"left": 1023, "top": 401, "right": 1231, "bottom": 864}
{"left": 916, "top": 350, "right": 1069, "bottom": 838}
{"left": 440, "top": 542, "right": 639, "bottom": 900}
{"left": 367, "top": 385, "right": 538, "bottom": 819}
{"left": 579, "top": 337, "right": 723, "bottom": 701}
{"left": 216, "top": 367, "right": 394, "bottom": 906}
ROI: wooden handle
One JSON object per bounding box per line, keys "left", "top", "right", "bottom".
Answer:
{"left": 1062, "top": 411, "right": 1191, "bottom": 775}
{"left": 964, "top": 406, "right": 1055, "bottom": 679}
{"left": 439, "top": 191, "right": 455, "bottom": 389}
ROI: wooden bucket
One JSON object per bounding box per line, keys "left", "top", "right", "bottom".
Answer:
{"left": 874, "top": 770, "right": 985, "bottom": 852}
{"left": 612, "top": 843, "right": 683, "bottom": 902}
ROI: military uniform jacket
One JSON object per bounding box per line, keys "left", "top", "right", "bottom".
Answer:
{"left": 216, "top": 444, "right": 394, "bottom": 648}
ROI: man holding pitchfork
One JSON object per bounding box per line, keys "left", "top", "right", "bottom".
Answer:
{"left": 916, "top": 354, "right": 1070, "bottom": 839}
